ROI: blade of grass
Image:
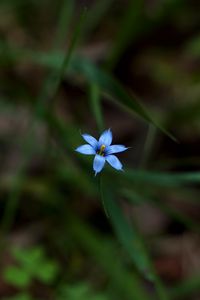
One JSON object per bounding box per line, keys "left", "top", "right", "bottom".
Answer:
{"left": 101, "top": 179, "right": 169, "bottom": 300}
{"left": 106, "top": 0, "right": 145, "bottom": 70}
{"left": 67, "top": 214, "right": 150, "bottom": 300}
{"left": 106, "top": 0, "right": 186, "bottom": 70}
{"left": 54, "top": 0, "right": 75, "bottom": 48}
{"left": 88, "top": 83, "right": 104, "bottom": 132}
{"left": 124, "top": 170, "right": 200, "bottom": 187}
{"left": 53, "top": 56, "right": 176, "bottom": 142}
{"left": 123, "top": 189, "right": 200, "bottom": 234}
{"left": 0, "top": 44, "right": 176, "bottom": 141}
{"left": 81, "top": 0, "right": 114, "bottom": 40}
{"left": 36, "top": 8, "right": 87, "bottom": 113}
{"left": 0, "top": 8, "right": 86, "bottom": 239}
{"left": 139, "top": 124, "right": 157, "bottom": 169}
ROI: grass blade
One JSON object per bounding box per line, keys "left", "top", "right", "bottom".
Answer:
{"left": 0, "top": 8, "right": 86, "bottom": 238}
{"left": 101, "top": 180, "right": 169, "bottom": 300}
{"left": 88, "top": 83, "right": 104, "bottom": 132}
{"left": 0, "top": 42, "right": 176, "bottom": 141}
{"left": 124, "top": 170, "right": 200, "bottom": 187}
{"left": 123, "top": 189, "right": 200, "bottom": 233}
{"left": 106, "top": 0, "right": 145, "bottom": 69}
{"left": 68, "top": 214, "right": 149, "bottom": 300}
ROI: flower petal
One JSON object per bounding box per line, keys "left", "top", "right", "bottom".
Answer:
{"left": 76, "top": 144, "right": 96, "bottom": 155}
{"left": 82, "top": 133, "right": 98, "bottom": 149}
{"left": 93, "top": 154, "right": 105, "bottom": 175}
{"left": 99, "top": 129, "right": 112, "bottom": 146}
{"left": 106, "top": 155, "right": 123, "bottom": 170}
{"left": 106, "top": 144, "right": 128, "bottom": 155}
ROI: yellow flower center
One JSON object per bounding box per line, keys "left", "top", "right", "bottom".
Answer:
{"left": 99, "top": 144, "right": 106, "bottom": 156}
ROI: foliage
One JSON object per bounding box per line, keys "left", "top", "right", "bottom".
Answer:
{"left": 0, "top": 0, "right": 200, "bottom": 299}
{"left": 3, "top": 246, "right": 59, "bottom": 288}
{"left": 58, "top": 282, "right": 109, "bottom": 300}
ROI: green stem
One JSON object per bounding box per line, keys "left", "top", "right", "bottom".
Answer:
{"left": 98, "top": 175, "right": 109, "bottom": 218}
{"left": 89, "top": 83, "right": 104, "bottom": 132}
{"left": 140, "top": 124, "right": 156, "bottom": 169}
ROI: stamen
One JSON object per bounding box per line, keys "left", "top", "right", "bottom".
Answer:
{"left": 99, "top": 144, "right": 106, "bottom": 156}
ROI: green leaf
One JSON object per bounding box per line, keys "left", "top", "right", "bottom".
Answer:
{"left": 68, "top": 215, "right": 149, "bottom": 300}
{"left": 12, "top": 246, "right": 45, "bottom": 270}
{"left": 124, "top": 170, "right": 200, "bottom": 187}
{"left": 123, "top": 189, "right": 200, "bottom": 233}
{"left": 88, "top": 83, "right": 104, "bottom": 132}
{"left": 69, "top": 56, "right": 176, "bottom": 141}
{"left": 102, "top": 187, "right": 154, "bottom": 280}
{"left": 11, "top": 246, "right": 59, "bottom": 283}
{"left": 100, "top": 179, "right": 168, "bottom": 300}
{"left": 54, "top": 0, "right": 75, "bottom": 49}
{"left": 3, "top": 266, "right": 31, "bottom": 288}
{"left": 34, "top": 261, "right": 59, "bottom": 283}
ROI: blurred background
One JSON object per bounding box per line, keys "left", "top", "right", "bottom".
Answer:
{"left": 1, "top": 0, "right": 200, "bottom": 299}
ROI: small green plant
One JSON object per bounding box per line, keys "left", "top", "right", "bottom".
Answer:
{"left": 3, "top": 246, "right": 59, "bottom": 299}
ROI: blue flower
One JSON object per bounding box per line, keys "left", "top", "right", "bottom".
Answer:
{"left": 75, "top": 129, "right": 128, "bottom": 175}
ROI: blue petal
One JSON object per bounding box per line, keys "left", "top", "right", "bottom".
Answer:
{"left": 76, "top": 144, "right": 96, "bottom": 155}
{"left": 93, "top": 154, "right": 105, "bottom": 175}
{"left": 99, "top": 129, "right": 112, "bottom": 146}
{"left": 82, "top": 133, "right": 98, "bottom": 149}
{"left": 106, "top": 144, "right": 128, "bottom": 155}
{"left": 106, "top": 155, "right": 123, "bottom": 170}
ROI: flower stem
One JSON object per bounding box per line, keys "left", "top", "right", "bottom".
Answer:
{"left": 98, "top": 175, "right": 109, "bottom": 218}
